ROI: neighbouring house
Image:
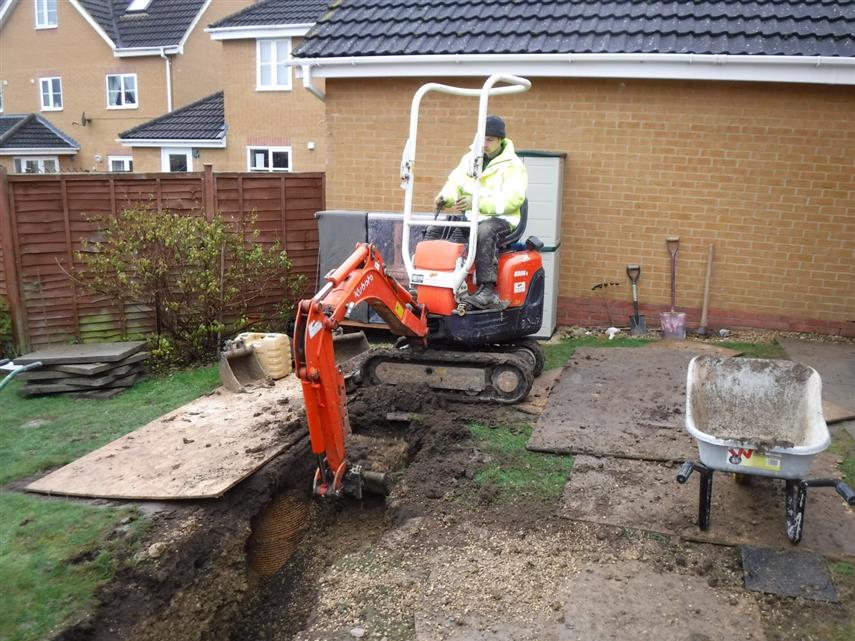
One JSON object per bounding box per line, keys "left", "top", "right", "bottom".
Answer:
{"left": 119, "top": 0, "right": 329, "bottom": 172}
{"left": 291, "top": 0, "right": 855, "bottom": 337}
{"left": 0, "top": 0, "right": 254, "bottom": 174}
{"left": 0, "top": 112, "right": 80, "bottom": 172}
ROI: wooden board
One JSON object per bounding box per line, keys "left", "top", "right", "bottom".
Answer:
{"left": 15, "top": 341, "right": 146, "bottom": 365}
{"left": 25, "top": 378, "right": 308, "bottom": 500}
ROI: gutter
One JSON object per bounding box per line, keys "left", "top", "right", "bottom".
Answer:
{"left": 115, "top": 45, "right": 181, "bottom": 58}
{"left": 292, "top": 52, "right": 855, "bottom": 86}
{"left": 161, "top": 47, "right": 173, "bottom": 112}
{"left": 117, "top": 138, "right": 226, "bottom": 148}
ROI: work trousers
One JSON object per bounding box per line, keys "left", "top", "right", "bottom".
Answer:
{"left": 424, "top": 216, "right": 511, "bottom": 284}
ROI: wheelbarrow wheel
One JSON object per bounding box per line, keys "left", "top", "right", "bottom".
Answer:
{"left": 733, "top": 473, "right": 752, "bottom": 486}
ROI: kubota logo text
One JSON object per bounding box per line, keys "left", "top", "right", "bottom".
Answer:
{"left": 353, "top": 274, "right": 374, "bottom": 300}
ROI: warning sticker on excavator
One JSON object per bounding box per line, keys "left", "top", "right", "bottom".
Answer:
{"left": 394, "top": 302, "right": 405, "bottom": 319}
{"left": 514, "top": 282, "right": 526, "bottom": 293}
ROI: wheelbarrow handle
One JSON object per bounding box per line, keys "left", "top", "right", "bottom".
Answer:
{"left": 837, "top": 481, "right": 855, "bottom": 506}
{"left": 676, "top": 461, "right": 695, "bottom": 484}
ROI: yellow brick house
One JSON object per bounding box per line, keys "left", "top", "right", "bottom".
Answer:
{"left": 0, "top": 0, "right": 253, "bottom": 174}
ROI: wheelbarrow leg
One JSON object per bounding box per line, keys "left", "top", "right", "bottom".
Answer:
{"left": 677, "top": 461, "right": 714, "bottom": 531}
{"left": 785, "top": 479, "right": 807, "bottom": 544}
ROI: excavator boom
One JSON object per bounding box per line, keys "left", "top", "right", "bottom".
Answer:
{"left": 293, "top": 243, "right": 428, "bottom": 497}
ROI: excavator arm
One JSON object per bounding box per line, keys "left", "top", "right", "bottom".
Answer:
{"left": 293, "top": 243, "right": 429, "bottom": 497}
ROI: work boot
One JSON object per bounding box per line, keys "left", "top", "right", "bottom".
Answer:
{"left": 461, "top": 283, "right": 507, "bottom": 311}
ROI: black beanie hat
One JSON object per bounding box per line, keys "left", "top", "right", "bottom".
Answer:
{"left": 485, "top": 115, "right": 506, "bottom": 139}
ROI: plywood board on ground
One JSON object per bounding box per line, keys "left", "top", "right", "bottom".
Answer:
{"left": 15, "top": 341, "right": 146, "bottom": 365}
{"left": 528, "top": 346, "right": 730, "bottom": 461}
{"left": 778, "top": 338, "right": 855, "bottom": 413}
{"left": 561, "top": 454, "right": 855, "bottom": 558}
{"left": 516, "top": 368, "right": 562, "bottom": 415}
{"left": 26, "top": 378, "right": 307, "bottom": 500}
{"left": 643, "top": 340, "right": 743, "bottom": 357}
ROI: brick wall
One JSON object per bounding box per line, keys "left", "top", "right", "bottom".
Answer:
{"left": 321, "top": 77, "right": 855, "bottom": 336}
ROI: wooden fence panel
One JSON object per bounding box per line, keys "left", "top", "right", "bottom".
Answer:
{"left": 0, "top": 168, "right": 323, "bottom": 350}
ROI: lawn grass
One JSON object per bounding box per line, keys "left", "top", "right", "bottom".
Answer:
{"left": 714, "top": 340, "right": 788, "bottom": 359}
{"left": 469, "top": 422, "right": 572, "bottom": 503}
{"left": 0, "top": 365, "right": 220, "bottom": 641}
{"left": 0, "top": 365, "right": 220, "bottom": 485}
{"left": 829, "top": 428, "right": 855, "bottom": 485}
{"left": 541, "top": 335, "right": 653, "bottom": 371}
{"left": 0, "top": 492, "right": 144, "bottom": 641}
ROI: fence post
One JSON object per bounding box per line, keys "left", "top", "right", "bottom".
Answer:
{"left": 0, "top": 167, "right": 30, "bottom": 352}
{"left": 203, "top": 163, "right": 215, "bottom": 221}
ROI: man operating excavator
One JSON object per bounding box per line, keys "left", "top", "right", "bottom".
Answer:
{"left": 428, "top": 115, "right": 528, "bottom": 311}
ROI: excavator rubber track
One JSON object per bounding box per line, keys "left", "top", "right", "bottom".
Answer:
{"left": 360, "top": 347, "right": 535, "bottom": 404}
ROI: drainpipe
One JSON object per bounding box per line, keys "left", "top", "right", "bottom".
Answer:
{"left": 161, "top": 47, "right": 173, "bottom": 112}
{"left": 302, "top": 64, "right": 325, "bottom": 102}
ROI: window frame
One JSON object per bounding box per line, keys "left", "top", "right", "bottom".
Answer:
{"left": 255, "top": 38, "right": 292, "bottom": 91}
{"left": 14, "top": 156, "right": 59, "bottom": 174}
{"left": 160, "top": 147, "right": 193, "bottom": 173}
{"left": 108, "top": 155, "right": 134, "bottom": 172}
{"left": 247, "top": 146, "right": 292, "bottom": 173}
{"left": 106, "top": 73, "right": 139, "bottom": 109}
{"left": 34, "top": 0, "right": 57, "bottom": 29}
{"left": 39, "top": 76, "right": 63, "bottom": 111}
{"left": 0, "top": 83, "right": 4, "bottom": 113}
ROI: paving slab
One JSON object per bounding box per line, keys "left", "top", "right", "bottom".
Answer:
{"left": 528, "top": 346, "right": 736, "bottom": 461}
{"left": 15, "top": 341, "right": 146, "bottom": 365}
{"left": 777, "top": 338, "right": 855, "bottom": 414}
{"left": 742, "top": 546, "right": 838, "bottom": 602}
{"left": 561, "top": 454, "right": 855, "bottom": 557}
{"left": 20, "top": 364, "right": 142, "bottom": 387}
{"left": 25, "top": 378, "right": 307, "bottom": 500}
{"left": 415, "top": 560, "right": 766, "bottom": 641}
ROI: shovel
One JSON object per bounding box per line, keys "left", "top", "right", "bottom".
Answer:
{"left": 626, "top": 264, "right": 646, "bottom": 336}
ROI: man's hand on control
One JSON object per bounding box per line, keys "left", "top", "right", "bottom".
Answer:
{"left": 453, "top": 195, "right": 472, "bottom": 212}
{"left": 434, "top": 195, "right": 448, "bottom": 211}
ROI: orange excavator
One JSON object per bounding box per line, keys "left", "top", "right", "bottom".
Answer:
{"left": 293, "top": 75, "right": 546, "bottom": 498}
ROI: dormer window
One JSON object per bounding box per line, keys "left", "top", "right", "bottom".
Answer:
{"left": 35, "top": 0, "right": 57, "bottom": 28}
{"left": 127, "top": 0, "right": 152, "bottom": 12}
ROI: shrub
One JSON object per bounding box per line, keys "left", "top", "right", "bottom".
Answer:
{"left": 75, "top": 206, "right": 305, "bottom": 365}
{"left": 0, "top": 297, "right": 14, "bottom": 359}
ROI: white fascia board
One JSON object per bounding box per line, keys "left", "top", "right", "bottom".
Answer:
{"left": 179, "top": 0, "right": 212, "bottom": 51}
{"left": 207, "top": 24, "right": 313, "bottom": 41}
{"left": 115, "top": 46, "right": 181, "bottom": 58}
{"left": 0, "top": 0, "right": 18, "bottom": 29}
{"left": 0, "top": 147, "right": 79, "bottom": 155}
{"left": 68, "top": 0, "right": 117, "bottom": 50}
{"left": 117, "top": 138, "right": 226, "bottom": 148}
{"left": 293, "top": 53, "right": 855, "bottom": 86}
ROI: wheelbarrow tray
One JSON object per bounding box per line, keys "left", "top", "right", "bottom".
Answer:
{"left": 685, "top": 356, "right": 829, "bottom": 480}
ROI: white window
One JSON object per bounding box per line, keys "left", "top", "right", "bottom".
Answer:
{"left": 35, "top": 0, "right": 57, "bottom": 28}
{"left": 39, "top": 77, "right": 62, "bottom": 110}
{"left": 127, "top": 0, "right": 152, "bottom": 11}
{"left": 106, "top": 74, "right": 138, "bottom": 109}
{"left": 161, "top": 147, "right": 192, "bottom": 172}
{"left": 247, "top": 146, "right": 292, "bottom": 172}
{"left": 256, "top": 39, "right": 291, "bottom": 91}
{"left": 14, "top": 156, "right": 59, "bottom": 174}
{"left": 108, "top": 156, "right": 133, "bottom": 172}
{"left": 0, "top": 83, "right": 4, "bottom": 113}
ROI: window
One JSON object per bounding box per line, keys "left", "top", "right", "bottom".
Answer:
{"left": 127, "top": 0, "right": 152, "bottom": 11}
{"left": 161, "top": 148, "right": 192, "bottom": 172}
{"left": 39, "top": 77, "right": 62, "bottom": 110}
{"left": 35, "top": 0, "right": 57, "bottom": 28}
{"left": 256, "top": 39, "right": 291, "bottom": 90}
{"left": 14, "top": 156, "right": 59, "bottom": 174}
{"left": 247, "top": 146, "right": 291, "bottom": 172}
{"left": 106, "top": 74, "right": 138, "bottom": 108}
{"left": 108, "top": 156, "right": 133, "bottom": 172}
{"left": 0, "top": 83, "right": 4, "bottom": 112}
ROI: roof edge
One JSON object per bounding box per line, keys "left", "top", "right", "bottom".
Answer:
{"left": 207, "top": 23, "right": 313, "bottom": 40}
{"left": 293, "top": 53, "right": 855, "bottom": 86}
{"left": 68, "top": 0, "right": 117, "bottom": 50}
{"left": 116, "top": 138, "right": 226, "bottom": 148}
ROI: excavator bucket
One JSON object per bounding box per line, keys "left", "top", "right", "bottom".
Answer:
{"left": 333, "top": 331, "right": 370, "bottom": 365}
{"left": 219, "top": 344, "right": 268, "bottom": 392}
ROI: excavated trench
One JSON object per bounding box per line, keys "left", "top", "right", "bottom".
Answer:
{"left": 61, "top": 384, "right": 467, "bottom": 641}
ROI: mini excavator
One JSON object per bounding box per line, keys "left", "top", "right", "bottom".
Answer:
{"left": 293, "top": 75, "right": 546, "bottom": 498}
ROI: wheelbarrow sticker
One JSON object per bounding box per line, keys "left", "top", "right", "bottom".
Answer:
{"left": 728, "top": 447, "right": 782, "bottom": 472}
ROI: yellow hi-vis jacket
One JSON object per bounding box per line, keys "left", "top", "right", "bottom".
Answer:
{"left": 437, "top": 138, "right": 528, "bottom": 228}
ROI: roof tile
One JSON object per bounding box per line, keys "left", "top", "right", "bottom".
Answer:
{"left": 118, "top": 92, "right": 225, "bottom": 141}
{"left": 209, "top": 0, "right": 329, "bottom": 29}
{"left": 0, "top": 114, "right": 79, "bottom": 151}
{"left": 295, "top": 0, "right": 855, "bottom": 58}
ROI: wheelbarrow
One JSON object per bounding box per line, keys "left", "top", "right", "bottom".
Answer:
{"left": 676, "top": 355, "right": 855, "bottom": 544}
{"left": 0, "top": 358, "right": 43, "bottom": 392}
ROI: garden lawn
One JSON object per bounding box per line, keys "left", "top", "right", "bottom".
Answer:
{"left": 0, "top": 365, "right": 220, "bottom": 641}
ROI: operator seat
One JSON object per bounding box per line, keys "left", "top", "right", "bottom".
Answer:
{"left": 498, "top": 198, "right": 543, "bottom": 252}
